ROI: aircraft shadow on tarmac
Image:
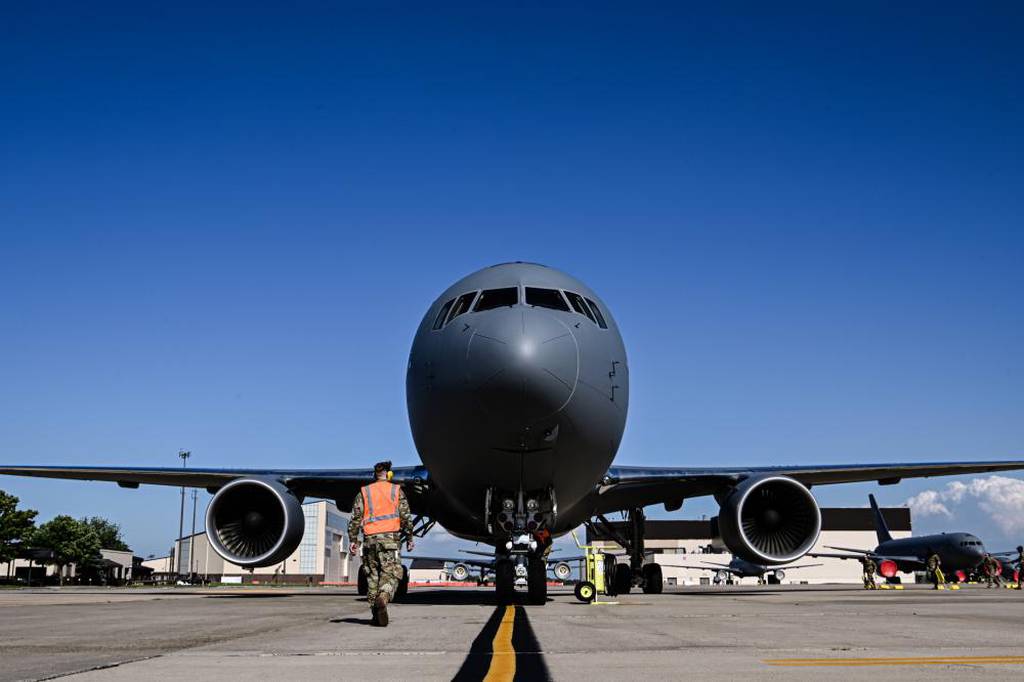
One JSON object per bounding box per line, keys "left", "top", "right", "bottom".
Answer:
{"left": 668, "top": 587, "right": 875, "bottom": 597}
{"left": 368, "top": 589, "right": 552, "bottom": 607}
{"left": 203, "top": 593, "right": 294, "bottom": 599}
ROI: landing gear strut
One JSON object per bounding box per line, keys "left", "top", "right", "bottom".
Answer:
{"left": 586, "top": 507, "right": 663, "bottom": 595}
{"left": 496, "top": 560, "right": 515, "bottom": 604}
{"left": 527, "top": 555, "right": 547, "bottom": 605}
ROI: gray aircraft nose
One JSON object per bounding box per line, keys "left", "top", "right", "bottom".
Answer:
{"left": 466, "top": 307, "right": 579, "bottom": 426}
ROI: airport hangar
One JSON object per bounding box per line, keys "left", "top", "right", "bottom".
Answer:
{"left": 139, "top": 502, "right": 909, "bottom": 585}
{"left": 589, "top": 506, "right": 912, "bottom": 585}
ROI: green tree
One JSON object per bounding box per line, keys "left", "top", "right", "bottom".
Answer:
{"left": 29, "top": 516, "right": 101, "bottom": 585}
{"left": 0, "top": 490, "right": 38, "bottom": 564}
{"left": 81, "top": 517, "right": 130, "bottom": 551}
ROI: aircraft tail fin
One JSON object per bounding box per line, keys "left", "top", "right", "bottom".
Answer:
{"left": 869, "top": 493, "right": 893, "bottom": 544}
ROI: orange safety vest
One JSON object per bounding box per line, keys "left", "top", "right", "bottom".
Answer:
{"left": 360, "top": 480, "right": 402, "bottom": 535}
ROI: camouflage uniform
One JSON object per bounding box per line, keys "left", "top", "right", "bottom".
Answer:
{"left": 1016, "top": 548, "right": 1023, "bottom": 589}
{"left": 984, "top": 555, "right": 1000, "bottom": 588}
{"left": 862, "top": 558, "right": 877, "bottom": 589}
{"left": 349, "top": 484, "right": 413, "bottom": 606}
{"left": 926, "top": 553, "right": 944, "bottom": 589}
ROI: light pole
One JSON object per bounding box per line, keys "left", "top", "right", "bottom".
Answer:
{"left": 189, "top": 489, "right": 198, "bottom": 579}
{"left": 176, "top": 450, "right": 191, "bottom": 578}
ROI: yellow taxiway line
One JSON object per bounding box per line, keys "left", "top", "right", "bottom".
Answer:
{"left": 765, "top": 656, "right": 1024, "bottom": 667}
{"left": 483, "top": 605, "right": 517, "bottom": 681}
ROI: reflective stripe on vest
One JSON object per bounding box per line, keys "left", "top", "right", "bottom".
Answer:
{"left": 361, "top": 481, "right": 402, "bottom": 535}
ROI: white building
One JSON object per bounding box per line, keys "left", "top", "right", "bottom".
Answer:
{"left": 2, "top": 548, "right": 136, "bottom": 584}
{"left": 143, "top": 500, "right": 360, "bottom": 585}
{"left": 409, "top": 558, "right": 449, "bottom": 583}
{"left": 588, "top": 507, "right": 913, "bottom": 585}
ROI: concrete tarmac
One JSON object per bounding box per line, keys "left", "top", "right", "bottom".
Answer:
{"left": 2, "top": 584, "right": 1023, "bottom": 681}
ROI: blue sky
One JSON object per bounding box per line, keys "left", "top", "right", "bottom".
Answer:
{"left": 1, "top": 3, "right": 1022, "bottom": 557}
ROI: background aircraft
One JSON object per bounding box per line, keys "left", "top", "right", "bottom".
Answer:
{"left": 808, "top": 494, "right": 987, "bottom": 581}
{"left": 3, "top": 263, "right": 1023, "bottom": 603}
{"left": 673, "top": 557, "right": 823, "bottom": 585}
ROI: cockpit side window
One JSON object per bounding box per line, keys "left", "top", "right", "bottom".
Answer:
{"left": 564, "top": 291, "right": 597, "bottom": 323}
{"left": 525, "top": 287, "right": 570, "bottom": 312}
{"left": 474, "top": 287, "right": 519, "bottom": 312}
{"left": 433, "top": 299, "right": 455, "bottom": 330}
{"left": 446, "top": 291, "right": 478, "bottom": 325}
{"left": 585, "top": 297, "right": 608, "bottom": 329}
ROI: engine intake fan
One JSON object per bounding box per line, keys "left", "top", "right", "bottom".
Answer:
{"left": 206, "top": 477, "right": 305, "bottom": 568}
{"left": 714, "top": 475, "right": 821, "bottom": 564}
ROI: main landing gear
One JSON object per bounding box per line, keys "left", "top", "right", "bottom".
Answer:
{"left": 586, "top": 507, "right": 663, "bottom": 595}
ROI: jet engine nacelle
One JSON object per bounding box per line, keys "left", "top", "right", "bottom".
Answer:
{"left": 713, "top": 475, "right": 821, "bottom": 565}
{"left": 205, "top": 477, "right": 305, "bottom": 568}
{"left": 878, "top": 559, "right": 898, "bottom": 578}
{"left": 552, "top": 561, "right": 572, "bottom": 581}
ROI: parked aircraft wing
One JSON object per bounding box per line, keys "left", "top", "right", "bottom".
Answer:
{"left": 405, "top": 555, "right": 494, "bottom": 569}
{"left": 591, "top": 459, "right": 1024, "bottom": 514}
{"left": 808, "top": 550, "right": 922, "bottom": 564}
{"left": 778, "top": 563, "right": 824, "bottom": 570}
{"left": 0, "top": 464, "right": 430, "bottom": 512}
{"left": 823, "top": 545, "right": 874, "bottom": 555}
{"left": 674, "top": 564, "right": 737, "bottom": 574}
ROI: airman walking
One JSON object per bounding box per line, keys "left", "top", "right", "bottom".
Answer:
{"left": 862, "top": 557, "right": 877, "bottom": 589}
{"left": 926, "top": 552, "right": 944, "bottom": 590}
{"left": 983, "top": 554, "right": 1002, "bottom": 589}
{"left": 349, "top": 460, "right": 414, "bottom": 626}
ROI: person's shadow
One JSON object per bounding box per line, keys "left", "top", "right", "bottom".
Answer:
{"left": 330, "top": 616, "right": 375, "bottom": 625}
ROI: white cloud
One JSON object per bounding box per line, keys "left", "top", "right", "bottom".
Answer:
{"left": 903, "top": 489, "right": 952, "bottom": 519}
{"left": 903, "top": 476, "right": 1024, "bottom": 535}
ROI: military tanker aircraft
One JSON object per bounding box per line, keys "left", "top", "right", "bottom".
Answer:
{"left": 3, "top": 263, "right": 1023, "bottom": 604}
{"left": 808, "top": 494, "right": 987, "bottom": 582}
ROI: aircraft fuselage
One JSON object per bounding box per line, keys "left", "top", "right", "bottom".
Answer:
{"left": 406, "top": 263, "right": 628, "bottom": 544}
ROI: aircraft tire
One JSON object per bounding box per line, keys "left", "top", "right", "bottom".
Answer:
{"left": 603, "top": 555, "right": 618, "bottom": 597}
{"left": 574, "top": 581, "right": 596, "bottom": 603}
{"left": 496, "top": 560, "right": 515, "bottom": 604}
{"left": 357, "top": 565, "right": 368, "bottom": 596}
{"left": 527, "top": 556, "right": 547, "bottom": 605}
{"left": 642, "top": 562, "right": 663, "bottom": 594}
{"left": 613, "top": 563, "right": 632, "bottom": 595}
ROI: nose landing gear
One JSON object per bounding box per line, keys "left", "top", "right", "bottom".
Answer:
{"left": 489, "top": 487, "right": 556, "bottom": 605}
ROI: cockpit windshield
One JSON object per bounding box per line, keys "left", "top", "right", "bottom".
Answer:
{"left": 525, "top": 287, "right": 570, "bottom": 311}
{"left": 445, "top": 291, "right": 478, "bottom": 325}
{"left": 474, "top": 287, "right": 519, "bottom": 312}
{"left": 564, "top": 291, "right": 597, "bottom": 323}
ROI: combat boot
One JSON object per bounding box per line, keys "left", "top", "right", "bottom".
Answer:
{"left": 375, "top": 595, "right": 389, "bottom": 627}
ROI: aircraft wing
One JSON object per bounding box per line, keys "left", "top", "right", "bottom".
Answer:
{"left": 0, "top": 464, "right": 430, "bottom": 513}
{"left": 673, "top": 564, "right": 736, "bottom": 574}
{"left": 405, "top": 555, "right": 494, "bottom": 569}
{"left": 777, "top": 563, "right": 824, "bottom": 570}
{"left": 591, "top": 460, "right": 1024, "bottom": 514}
{"left": 808, "top": 550, "right": 923, "bottom": 565}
